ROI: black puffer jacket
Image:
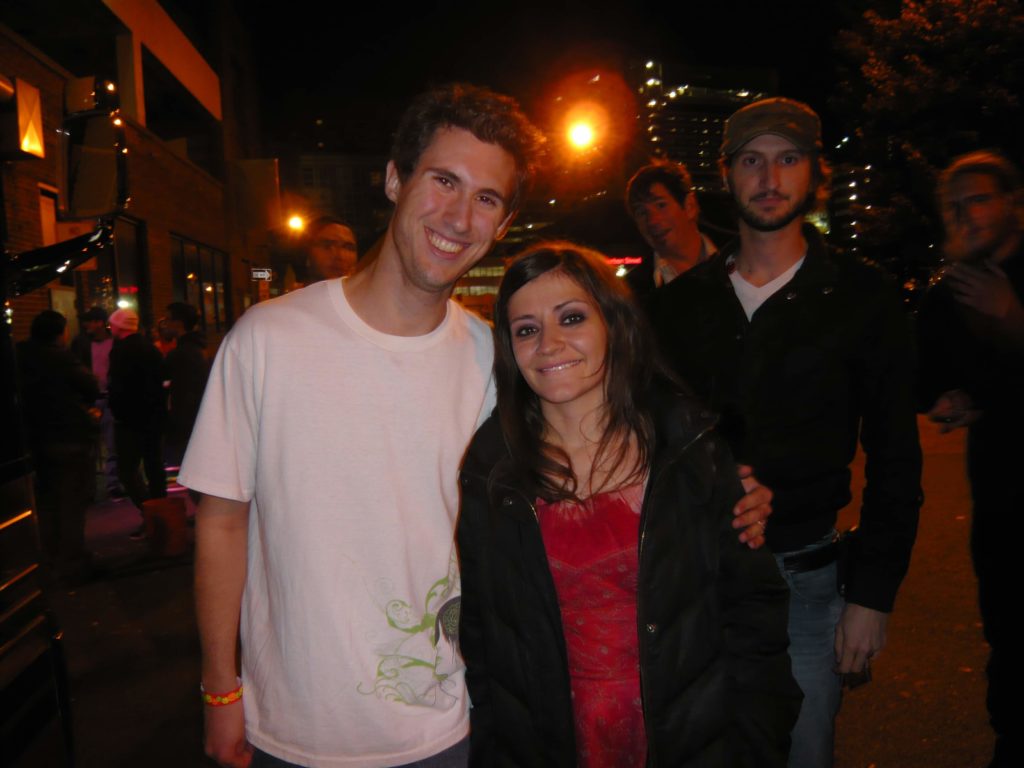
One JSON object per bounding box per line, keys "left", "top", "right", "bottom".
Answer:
{"left": 456, "top": 387, "right": 801, "bottom": 767}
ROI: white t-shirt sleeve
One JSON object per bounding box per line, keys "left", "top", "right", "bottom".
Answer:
{"left": 179, "top": 316, "right": 260, "bottom": 502}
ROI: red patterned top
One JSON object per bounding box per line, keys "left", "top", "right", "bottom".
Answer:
{"left": 537, "top": 483, "right": 647, "bottom": 768}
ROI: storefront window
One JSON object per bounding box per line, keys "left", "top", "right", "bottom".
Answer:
{"left": 171, "top": 234, "right": 230, "bottom": 332}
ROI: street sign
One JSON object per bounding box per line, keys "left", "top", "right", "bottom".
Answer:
{"left": 251, "top": 267, "right": 272, "bottom": 281}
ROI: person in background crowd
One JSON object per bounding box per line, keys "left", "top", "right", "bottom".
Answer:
{"left": 71, "top": 305, "right": 122, "bottom": 499}
{"left": 16, "top": 309, "right": 99, "bottom": 584}
{"left": 107, "top": 307, "right": 167, "bottom": 539}
{"left": 154, "top": 315, "right": 178, "bottom": 357}
{"left": 625, "top": 159, "right": 718, "bottom": 303}
{"left": 303, "top": 215, "right": 359, "bottom": 282}
{"left": 162, "top": 301, "right": 210, "bottom": 467}
{"left": 917, "top": 150, "right": 1023, "bottom": 768}
{"left": 651, "top": 97, "right": 922, "bottom": 768}
{"left": 457, "top": 242, "right": 800, "bottom": 766}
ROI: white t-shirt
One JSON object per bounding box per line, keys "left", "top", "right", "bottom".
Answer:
{"left": 179, "top": 279, "right": 495, "bottom": 767}
{"left": 728, "top": 255, "right": 805, "bottom": 320}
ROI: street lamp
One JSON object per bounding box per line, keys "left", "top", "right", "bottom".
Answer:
{"left": 563, "top": 100, "right": 608, "bottom": 156}
{"left": 287, "top": 214, "right": 305, "bottom": 233}
{"left": 568, "top": 121, "right": 596, "bottom": 150}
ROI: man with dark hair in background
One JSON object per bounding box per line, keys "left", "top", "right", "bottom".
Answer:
{"left": 16, "top": 309, "right": 100, "bottom": 583}
{"left": 303, "top": 215, "right": 359, "bottom": 282}
{"left": 652, "top": 98, "right": 922, "bottom": 768}
{"left": 918, "top": 150, "right": 1023, "bottom": 768}
{"left": 625, "top": 159, "right": 718, "bottom": 300}
{"left": 107, "top": 307, "right": 167, "bottom": 538}
{"left": 71, "top": 305, "right": 122, "bottom": 498}
{"left": 162, "top": 301, "right": 209, "bottom": 467}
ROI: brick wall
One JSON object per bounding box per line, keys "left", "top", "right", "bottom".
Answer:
{"left": 2, "top": 31, "right": 71, "bottom": 340}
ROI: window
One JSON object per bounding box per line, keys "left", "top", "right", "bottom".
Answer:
{"left": 39, "top": 187, "right": 58, "bottom": 246}
{"left": 171, "top": 234, "right": 230, "bottom": 332}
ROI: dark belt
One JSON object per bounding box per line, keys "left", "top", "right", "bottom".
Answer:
{"left": 781, "top": 538, "right": 840, "bottom": 574}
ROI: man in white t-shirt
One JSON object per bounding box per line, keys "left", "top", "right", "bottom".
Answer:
{"left": 183, "top": 84, "right": 544, "bottom": 768}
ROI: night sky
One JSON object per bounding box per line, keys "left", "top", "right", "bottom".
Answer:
{"left": 249, "top": 0, "right": 865, "bottom": 153}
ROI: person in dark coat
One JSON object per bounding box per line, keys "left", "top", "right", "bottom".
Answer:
{"left": 162, "top": 302, "right": 210, "bottom": 466}
{"left": 107, "top": 307, "right": 166, "bottom": 535}
{"left": 70, "top": 304, "right": 122, "bottom": 498}
{"left": 16, "top": 309, "right": 100, "bottom": 582}
{"left": 456, "top": 242, "right": 800, "bottom": 767}
{"left": 917, "top": 150, "right": 1024, "bottom": 768}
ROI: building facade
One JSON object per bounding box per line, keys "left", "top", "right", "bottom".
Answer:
{"left": 2, "top": 0, "right": 264, "bottom": 344}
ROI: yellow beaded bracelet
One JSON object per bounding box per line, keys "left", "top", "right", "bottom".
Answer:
{"left": 201, "top": 678, "right": 243, "bottom": 707}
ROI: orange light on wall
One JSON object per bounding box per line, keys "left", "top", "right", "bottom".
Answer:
{"left": 16, "top": 79, "right": 44, "bottom": 158}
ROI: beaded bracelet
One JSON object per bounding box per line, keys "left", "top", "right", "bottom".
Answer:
{"left": 201, "top": 678, "right": 243, "bottom": 707}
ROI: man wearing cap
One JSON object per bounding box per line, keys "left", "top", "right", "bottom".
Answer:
{"left": 652, "top": 98, "right": 922, "bottom": 768}
{"left": 108, "top": 307, "right": 167, "bottom": 535}
{"left": 625, "top": 159, "right": 718, "bottom": 301}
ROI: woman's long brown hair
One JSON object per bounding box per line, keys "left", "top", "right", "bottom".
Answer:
{"left": 493, "top": 241, "right": 664, "bottom": 502}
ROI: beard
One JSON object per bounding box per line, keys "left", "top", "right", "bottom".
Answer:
{"left": 735, "top": 189, "right": 817, "bottom": 232}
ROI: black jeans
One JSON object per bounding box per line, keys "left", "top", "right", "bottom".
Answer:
{"left": 114, "top": 421, "right": 165, "bottom": 511}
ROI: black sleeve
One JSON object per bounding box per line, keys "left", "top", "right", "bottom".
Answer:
{"left": 850, "top": 278, "right": 922, "bottom": 611}
{"left": 455, "top": 469, "right": 495, "bottom": 767}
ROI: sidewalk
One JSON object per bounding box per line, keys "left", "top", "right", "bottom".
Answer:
{"left": 39, "top": 485, "right": 208, "bottom": 767}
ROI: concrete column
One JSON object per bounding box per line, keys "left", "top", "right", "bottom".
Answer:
{"left": 115, "top": 32, "right": 145, "bottom": 126}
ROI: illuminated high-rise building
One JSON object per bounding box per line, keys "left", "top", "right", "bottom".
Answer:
{"left": 629, "top": 60, "right": 776, "bottom": 192}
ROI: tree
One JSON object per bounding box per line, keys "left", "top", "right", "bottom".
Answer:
{"left": 832, "top": 0, "right": 1024, "bottom": 272}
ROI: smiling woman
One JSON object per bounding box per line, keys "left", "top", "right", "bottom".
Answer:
{"left": 507, "top": 270, "right": 608, "bottom": 428}
{"left": 455, "top": 241, "right": 802, "bottom": 767}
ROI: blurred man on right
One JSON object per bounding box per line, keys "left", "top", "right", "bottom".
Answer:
{"left": 918, "top": 150, "right": 1023, "bottom": 768}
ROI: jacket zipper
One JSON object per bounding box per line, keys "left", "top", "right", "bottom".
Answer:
{"left": 637, "top": 422, "right": 714, "bottom": 766}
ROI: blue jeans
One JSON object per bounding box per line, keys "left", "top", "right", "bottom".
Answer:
{"left": 251, "top": 737, "right": 469, "bottom": 768}
{"left": 775, "top": 537, "right": 844, "bottom": 768}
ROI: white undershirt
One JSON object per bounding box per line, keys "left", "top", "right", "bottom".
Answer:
{"left": 728, "top": 255, "right": 806, "bottom": 320}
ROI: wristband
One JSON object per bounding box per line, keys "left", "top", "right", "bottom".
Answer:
{"left": 201, "top": 678, "right": 243, "bottom": 707}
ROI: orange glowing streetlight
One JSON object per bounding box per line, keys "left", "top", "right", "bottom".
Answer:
{"left": 287, "top": 214, "right": 305, "bottom": 233}
{"left": 563, "top": 100, "right": 608, "bottom": 155}
{"left": 568, "top": 120, "right": 596, "bottom": 150}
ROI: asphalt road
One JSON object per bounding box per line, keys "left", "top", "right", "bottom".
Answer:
{"left": 835, "top": 420, "right": 992, "bottom": 768}
{"left": 17, "top": 417, "right": 993, "bottom": 767}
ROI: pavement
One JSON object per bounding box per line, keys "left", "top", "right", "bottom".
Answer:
{"left": 22, "top": 481, "right": 207, "bottom": 767}
{"left": 15, "top": 418, "right": 994, "bottom": 767}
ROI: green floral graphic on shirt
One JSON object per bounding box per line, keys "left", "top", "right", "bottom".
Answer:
{"left": 358, "top": 551, "right": 462, "bottom": 709}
